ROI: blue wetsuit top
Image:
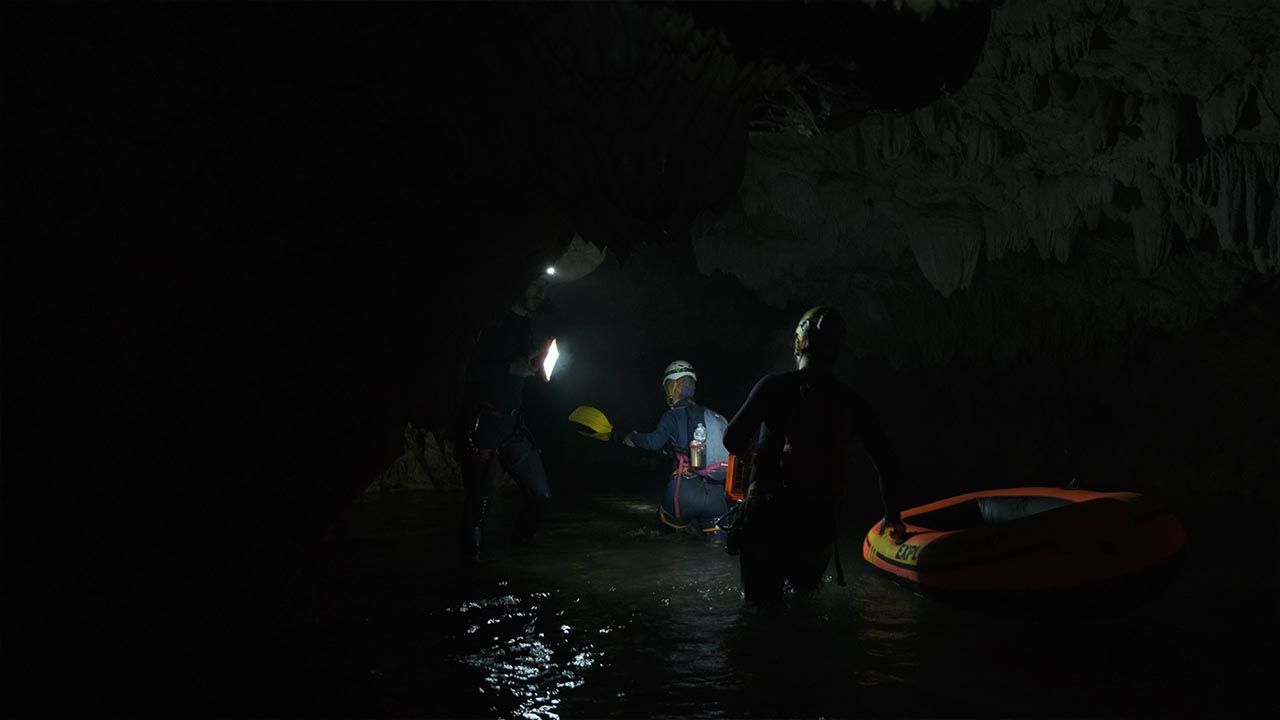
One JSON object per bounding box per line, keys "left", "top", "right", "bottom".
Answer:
{"left": 629, "top": 402, "right": 697, "bottom": 454}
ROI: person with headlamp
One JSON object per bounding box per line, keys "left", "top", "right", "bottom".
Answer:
{"left": 457, "top": 268, "right": 557, "bottom": 563}
{"left": 723, "top": 305, "right": 907, "bottom": 608}
{"left": 623, "top": 360, "right": 731, "bottom": 533}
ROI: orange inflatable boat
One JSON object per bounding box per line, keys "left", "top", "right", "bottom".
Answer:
{"left": 862, "top": 487, "right": 1186, "bottom": 593}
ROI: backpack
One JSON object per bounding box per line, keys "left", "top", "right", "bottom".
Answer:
{"left": 681, "top": 405, "right": 730, "bottom": 481}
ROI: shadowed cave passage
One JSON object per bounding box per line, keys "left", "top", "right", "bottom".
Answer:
{"left": 4, "top": 0, "right": 1279, "bottom": 717}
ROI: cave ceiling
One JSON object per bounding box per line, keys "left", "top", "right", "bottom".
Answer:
{"left": 480, "top": 0, "right": 1279, "bottom": 366}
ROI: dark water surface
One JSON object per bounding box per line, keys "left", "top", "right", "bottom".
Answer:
{"left": 217, "top": 477, "right": 1276, "bottom": 719}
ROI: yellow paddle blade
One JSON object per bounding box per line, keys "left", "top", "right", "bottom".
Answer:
{"left": 579, "top": 430, "right": 612, "bottom": 442}
{"left": 568, "top": 405, "right": 613, "bottom": 435}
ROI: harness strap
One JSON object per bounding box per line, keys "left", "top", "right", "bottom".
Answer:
{"left": 833, "top": 535, "right": 847, "bottom": 587}
{"left": 673, "top": 466, "right": 683, "bottom": 518}
{"left": 689, "top": 404, "right": 706, "bottom": 429}
{"left": 832, "top": 505, "right": 846, "bottom": 587}
{"left": 672, "top": 456, "right": 726, "bottom": 481}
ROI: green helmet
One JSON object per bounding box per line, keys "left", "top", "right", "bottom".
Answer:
{"left": 794, "top": 305, "right": 846, "bottom": 362}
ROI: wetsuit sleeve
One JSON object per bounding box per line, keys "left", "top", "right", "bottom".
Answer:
{"left": 849, "top": 392, "right": 905, "bottom": 522}
{"left": 629, "top": 409, "right": 682, "bottom": 452}
{"left": 467, "top": 321, "right": 517, "bottom": 385}
{"left": 468, "top": 357, "right": 512, "bottom": 386}
{"left": 724, "top": 375, "right": 771, "bottom": 457}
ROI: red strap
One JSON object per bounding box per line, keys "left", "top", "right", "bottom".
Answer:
{"left": 689, "top": 461, "right": 727, "bottom": 478}
{"left": 673, "top": 455, "right": 686, "bottom": 518}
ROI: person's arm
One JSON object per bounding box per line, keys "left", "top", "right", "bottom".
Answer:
{"left": 724, "top": 375, "right": 772, "bottom": 457}
{"left": 626, "top": 410, "right": 681, "bottom": 451}
{"left": 848, "top": 391, "right": 905, "bottom": 526}
{"left": 467, "top": 318, "right": 536, "bottom": 383}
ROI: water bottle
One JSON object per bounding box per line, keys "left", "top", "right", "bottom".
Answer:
{"left": 690, "top": 422, "right": 707, "bottom": 470}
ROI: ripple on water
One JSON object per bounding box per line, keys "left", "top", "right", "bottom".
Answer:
{"left": 452, "top": 590, "right": 614, "bottom": 720}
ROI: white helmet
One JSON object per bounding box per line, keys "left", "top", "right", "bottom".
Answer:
{"left": 662, "top": 360, "right": 697, "bottom": 384}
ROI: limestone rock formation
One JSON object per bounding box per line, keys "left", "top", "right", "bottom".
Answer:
{"left": 693, "top": 0, "right": 1278, "bottom": 368}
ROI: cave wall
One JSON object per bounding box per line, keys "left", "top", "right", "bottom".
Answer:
{"left": 681, "top": 0, "right": 1279, "bottom": 503}
{"left": 697, "top": 0, "right": 1279, "bottom": 313}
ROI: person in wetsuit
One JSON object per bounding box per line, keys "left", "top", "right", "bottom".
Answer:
{"left": 723, "top": 305, "right": 907, "bottom": 607}
{"left": 622, "top": 360, "right": 729, "bottom": 532}
{"left": 458, "top": 273, "right": 554, "bottom": 563}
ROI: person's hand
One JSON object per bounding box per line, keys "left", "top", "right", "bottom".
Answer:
{"left": 878, "top": 517, "right": 907, "bottom": 544}
{"left": 621, "top": 433, "right": 635, "bottom": 448}
{"left": 508, "top": 355, "right": 539, "bottom": 377}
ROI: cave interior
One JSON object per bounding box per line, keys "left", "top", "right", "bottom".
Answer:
{"left": 4, "top": 0, "right": 1279, "bottom": 716}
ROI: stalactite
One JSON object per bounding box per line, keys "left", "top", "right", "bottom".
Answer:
{"left": 1179, "top": 151, "right": 1218, "bottom": 208}
{"left": 1213, "top": 149, "right": 1247, "bottom": 252}
{"left": 1140, "top": 96, "right": 1179, "bottom": 166}
{"left": 960, "top": 121, "right": 1002, "bottom": 165}
{"left": 906, "top": 210, "right": 984, "bottom": 297}
{"left": 1131, "top": 179, "right": 1172, "bottom": 276}
{"left": 1243, "top": 148, "right": 1279, "bottom": 269}
{"left": 1199, "top": 81, "right": 1249, "bottom": 140}
{"left": 692, "top": 0, "right": 1278, "bottom": 358}
{"left": 1267, "top": 191, "right": 1280, "bottom": 271}
{"left": 764, "top": 172, "right": 820, "bottom": 227}
{"left": 984, "top": 204, "right": 1028, "bottom": 261}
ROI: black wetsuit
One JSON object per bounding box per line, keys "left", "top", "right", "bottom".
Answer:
{"left": 459, "top": 310, "right": 551, "bottom": 556}
{"left": 724, "top": 367, "right": 902, "bottom": 605}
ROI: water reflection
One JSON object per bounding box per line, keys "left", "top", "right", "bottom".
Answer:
{"left": 302, "top": 486, "right": 1262, "bottom": 719}
{"left": 451, "top": 590, "right": 614, "bottom": 720}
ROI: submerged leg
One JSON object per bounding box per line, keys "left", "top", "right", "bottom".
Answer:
{"left": 737, "top": 494, "right": 786, "bottom": 608}
{"left": 502, "top": 433, "right": 551, "bottom": 546}
{"left": 460, "top": 448, "right": 498, "bottom": 562}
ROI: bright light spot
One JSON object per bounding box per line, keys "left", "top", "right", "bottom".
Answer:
{"left": 545, "top": 266, "right": 556, "bottom": 276}
{"left": 542, "top": 339, "right": 559, "bottom": 381}
{"left": 457, "top": 590, "right": 596, "bottom": 720}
